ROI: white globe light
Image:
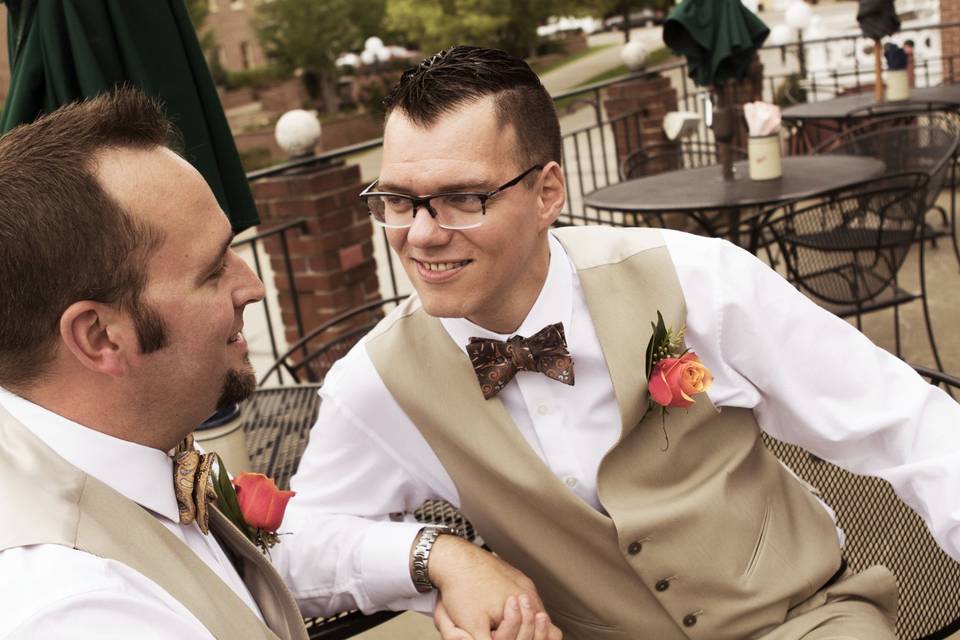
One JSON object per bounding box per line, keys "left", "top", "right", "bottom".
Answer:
{"left": 360, "top": 49, "right": 377, "bottom": 66}
{"left": 769, "top": 23, "right": 792, "bottom": 46}
{"left": 364, "top": 36, "right": 384, "bottom": 52}
{"left": 337, "top": 52, "right": 360, "bottom": 68}
{"left": 785, "top": 1, "right": 813, "bottom": 31}
{"left": 275, "top": 110, "right": 321, "bottom": 158}
{"left": 621, "top": 40, "right": 649, "bottom": 71}
{"left": 375, "top": 47, "right": 392, "bottom": 63}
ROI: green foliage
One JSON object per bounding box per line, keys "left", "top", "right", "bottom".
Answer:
{"left": 220, "top": 65, "right": 290, "bottom": 91}
{"left": 385, "top": 0, "right": 555, "bottom": 58}
{"left": 254, "top": 0, "right": 387, "bottom": 113}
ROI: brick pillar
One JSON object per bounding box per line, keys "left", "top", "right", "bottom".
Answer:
{"left": 250, "top": 162, "right": 380, "bottom": 347}
{"left": 602, "top": 72, "right": 679, "bottom": 171}
{"left": 942, "top": 0, "right": 960, "bottom": 83}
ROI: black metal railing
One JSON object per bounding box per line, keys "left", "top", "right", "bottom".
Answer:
{"left": 242, "top": 16, "right": 960, "bottom": 354}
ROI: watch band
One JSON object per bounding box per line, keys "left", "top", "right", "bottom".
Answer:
{"left": 410, "top": 525, "right": 455, "bottom": 593}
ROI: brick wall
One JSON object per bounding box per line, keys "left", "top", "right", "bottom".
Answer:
{"left": 943, "top": 0, "right": 960, "bottom": 79}
{"left": 250, "top": 163, "right": 379, "bottom": 346}
{"left": 204, "top": 0, "right": 266, "bottom": 71}
{"left": 0, "top": 6, "right": 10, "bottom": 104}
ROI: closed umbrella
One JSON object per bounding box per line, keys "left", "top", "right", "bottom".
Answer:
{"left": 663, "top": 0, "right": 770, "bottom": 88}
{"left": 857, "top": 0, "right": 900, "bottom": 102}
{"left": 663, "top": 0, "right": 769, "bottom": 181}
{"left": 1, "top": 0, "right": 259, "bottom": 232}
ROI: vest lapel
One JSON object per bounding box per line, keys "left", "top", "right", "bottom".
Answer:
{"left": 208, "top": 508, "right": 309, "bottom": 640}
{"left": 553, "top": 227, "right": 682, "bottom": 441}
{"left": 0, "top": 405, "right": 303, "bottom": 640}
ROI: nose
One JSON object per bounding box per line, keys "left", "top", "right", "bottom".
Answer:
{"left": 405, "top": 202, "right": 451, "bottom": 247}
{"left": 230, "top": 250, "right": 266, "bottom": 308}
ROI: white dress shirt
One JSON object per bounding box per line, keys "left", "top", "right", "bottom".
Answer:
{"left": 279, "top": 229, "right": 960, "bottom": 618}
{"left": 0, "top": 388, "right": 264, "bottom": 639}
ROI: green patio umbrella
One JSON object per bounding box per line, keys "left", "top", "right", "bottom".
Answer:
{"left": 1, "top": 0, "right": 259, "bottom": 232}
{"left": 663, "top": 0, "right": 770, "bottom": 88}
{"left": 663, "top": 0, "right": 769, "bottom": 181}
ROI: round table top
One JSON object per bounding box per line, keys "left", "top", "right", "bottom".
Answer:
{"left": 781, "top": 84, "right": 960, "bottom": 122}
{"left": 583, "top": 155, "right": 886, "bottom": 213}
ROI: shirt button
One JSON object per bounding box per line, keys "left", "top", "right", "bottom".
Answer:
{"left": 627, "top": 541, "right": 642, "bottom": 555}
{"left": 655, "top": 579, "right": 670, "bottom": 592}
{"left": 564, "top": 476, "right": 578, "bottom": 488}
{"left": 537, "top": 404, "right": 550, "bottom": 416}
{"left": 682, "top": 614, "right": 697, "bottom": 627}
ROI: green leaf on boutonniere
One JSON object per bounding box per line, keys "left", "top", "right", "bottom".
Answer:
{"left": 212, "top": 453, "right": 256, "bottom": 540}
{"left": 645, "top": 311, "right": 669, "bottom": 378}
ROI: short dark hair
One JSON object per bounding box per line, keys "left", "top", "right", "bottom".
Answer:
{"left": 0, "top": 87, "right": 178, "bottom": 388}
{"left": 383, "top": 46, "right": 562, "bottom": 170}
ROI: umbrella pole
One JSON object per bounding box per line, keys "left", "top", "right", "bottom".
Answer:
{"left": 874, "top": 38, "right": 884, "bottom": 103}
{"left": 713, "top": 81, "right": 736, "bottom": 182}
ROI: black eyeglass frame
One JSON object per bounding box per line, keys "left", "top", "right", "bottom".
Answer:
{"left": 359, "top": 164, "right": 544, "bottom": 230}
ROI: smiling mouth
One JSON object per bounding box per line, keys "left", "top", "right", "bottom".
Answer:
{"left": 416, "top": 260, "right": 471, "bottom": 272}
{"left": 228, "top": 331, "right": 243, "bottom": 344}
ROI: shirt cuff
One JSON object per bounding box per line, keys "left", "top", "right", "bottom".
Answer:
{"left": 360, "top": 520, "right": 427, "bottom": 605}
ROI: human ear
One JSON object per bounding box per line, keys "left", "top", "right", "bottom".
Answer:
{"left": 536, "top": 162, "right": 566, "bottom": 229}
{"left": 58, "top": 301, "right": 130, "bottom": 377}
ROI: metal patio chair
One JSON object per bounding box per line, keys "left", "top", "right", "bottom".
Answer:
{"left": 761, "top": 172, "right": 946, "bottom": 370}
{"left": 257, "top": 295, "right": 409, "bottom": 387}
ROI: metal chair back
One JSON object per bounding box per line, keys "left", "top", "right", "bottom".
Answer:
{"left": 257, "top": 296, "right": 409, "bottom": 387}
{"left": 764, "top": 172, "right": 929, "bottom": 308}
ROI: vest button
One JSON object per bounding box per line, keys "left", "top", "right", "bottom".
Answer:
{"left": 627, "top": 541, "right": 642, "bottom": 555}
{"left": 655, "top": 579, "right": 670, "bottom": 592}
{"left": 682, "top": 614, "right": 697, "bottom": 627}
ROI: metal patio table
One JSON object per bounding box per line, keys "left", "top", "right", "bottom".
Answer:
{"left": 582, "top": 155, "right": 886, "bottom": 252}
{"left": 782, "top": 84, "right": 960, "bottom": 152}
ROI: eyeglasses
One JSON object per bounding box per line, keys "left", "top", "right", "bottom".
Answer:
{"left": 359, "top": 165, "right": 543, "bottom": 230}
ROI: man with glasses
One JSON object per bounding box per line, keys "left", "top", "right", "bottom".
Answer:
{"left": 280, "top": 46, "right": 960, "bottom": 640}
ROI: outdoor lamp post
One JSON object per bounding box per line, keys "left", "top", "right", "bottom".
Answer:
{"left": 785, "top": 0, "right": 812, "bottom": 77}
{"left": 621, "top": 40, "right": 649, "bottom": 72}
{"left": 275, "top": 109, "right": 322, "bottom": 159}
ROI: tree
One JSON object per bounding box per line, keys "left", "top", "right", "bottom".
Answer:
{"left": 385, "top": 0, "right": 555, "bottom": 58}
{"left": 254, "top": 0, "right": 385, "bottom": 116}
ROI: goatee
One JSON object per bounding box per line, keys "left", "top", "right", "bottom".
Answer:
{"left": 217, "top": 357, "right": 256, "bottom": 410}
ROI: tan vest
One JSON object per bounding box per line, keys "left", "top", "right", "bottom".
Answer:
{"left": 367, "top": 226, "right": 847, "bottom": 639}
{"left": 0, "top": 404, "right": 308, "bottom": 640}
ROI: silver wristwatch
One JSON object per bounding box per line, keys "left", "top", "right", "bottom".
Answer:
{"left": 410, "top": 525, "right": 456, "bottom": 593}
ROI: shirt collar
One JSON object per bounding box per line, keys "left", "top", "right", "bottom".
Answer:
{"left": 0, "top": 386, "right": 181, "bottom": 523}
{"left": 441, "top": 232, "right": 574, "bottom": 352}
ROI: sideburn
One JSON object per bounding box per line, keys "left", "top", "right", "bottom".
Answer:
{"left": 130, "top": 298, "right": 169, "bottom": 353}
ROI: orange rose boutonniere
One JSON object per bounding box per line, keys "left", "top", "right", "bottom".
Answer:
{"left": 644, "top": 311, "right": 713, "bottom": 449}
{"left": 212, "top": 457, "right": 295, "bottom": 554}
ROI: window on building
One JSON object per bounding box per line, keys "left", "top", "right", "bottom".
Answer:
{"left": 240, "top": 42, "right": 252, "bottom": 70}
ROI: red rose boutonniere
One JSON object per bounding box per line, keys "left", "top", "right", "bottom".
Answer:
{"left": 212, "top": 457, "right": 294, "bottom": 554}
{"left": 644, "top": 311, "right": 713, "bottom": 449}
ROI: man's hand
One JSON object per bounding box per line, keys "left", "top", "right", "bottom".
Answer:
{"left": 435, "top": 595, "right": 561, "bottom": 640}
{"left": 427, "top": 535, "right": 561, "bottom": 640}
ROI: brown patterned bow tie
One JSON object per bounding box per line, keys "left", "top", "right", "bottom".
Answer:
{"left": 467, "top": 322, "right": 575, "bottom": 400}
{"left": 172, "top": 434, "right": 217, "bottom": 534}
